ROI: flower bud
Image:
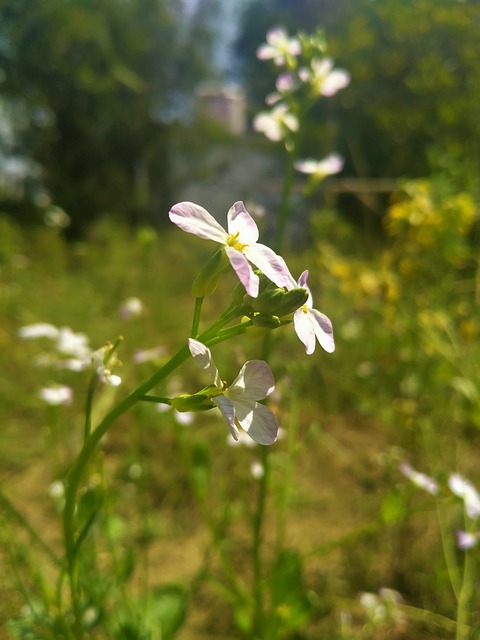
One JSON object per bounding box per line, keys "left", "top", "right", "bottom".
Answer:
{"left": 191, "top": 248, "right": 229, "bottom": 297}
{"left": 171, "top": 392, "right": 215, "bottom": 413}
{"left": 245, "top": 282, "right": 308, "bottom": 318}
{"left": 251, "top": 313, "right": 282, "bottom": 328}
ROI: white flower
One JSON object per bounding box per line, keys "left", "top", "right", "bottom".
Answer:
{"left": 169, "top": 201, "right": 290, "bottom": 298}
{"left": 449, "top": 473, "right": 480, "bottom": 519}
{"left": 188, "top": 339, "right": 279, "bottom": 445}
{"left": 294, "top": 153, "right": 344, "bottom": 178}
{"left": 299, "top": 57, "right": 350, "bottom": 96}
{"left": 86, "top": 346, "right": 122, "bottom": 386}
{"left": 399, "top": 462, "right": 439, "bottom": 495}
{"left": 250, "top": 461, "right": 265, "bottom": 479}
{"left": 38, "top": 384, "right": 73, "bottom": 406}
{"left": 287, "top": 270, "right": 334, "bottom": 354}
{"left": 56, "top": 327, "right": 90, "bottom": 359}
{"left": 18, "top": 322, "right": 60, "bottom": 340}
{"left": 253, "top": 104, "right": 299, "bottom": 143}
{"left": 456, "top": 530, "right": 479, "bottom": 550}
{"left": 119, "top": 296, "right": 144, "bottom": 320}
{"left": 256, "top": 27, "right": 301, "bottom": 66}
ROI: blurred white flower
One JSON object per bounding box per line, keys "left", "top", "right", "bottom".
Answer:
{"left": 119, "top": 296, "right": 144, "bottom": 320}
{"left": 227, "top": 431, "right": 257, "bottom": 448}
{"left": 294, "top": 153, "right": 344, "bottom": 178}
{"left": 86, "top": 346, "right": 122, "bottom": 386}
{"left": 39, "top": 384, "right": 73, "bottom": 406}
{"left": 174, "top": 410, "right": 195, "bottom": 426}
{"left": 250, "top": 461, "right": 265, "bottom": 479}
{"left": 253, "top": 104, "right": 299, "bottom": 142}
{"left": 449, "top": 473, "right": 480, "bottom": 519}
{"left": 256, "top": 27, "right": 301, "bottom": 66}
{"left": 299, "top": 57, "right": 350, "bottom": 96}
{"left": 18, "top": 322, "right": 59, "bottom": 340}
{"left": 456, "top": 530, "right": 479, "bottom": 550}
{"left": 56, "top": 327, "right": 90, "bottom": 359}
{"left": 44, "top": 206, "right": 70, "bottom": 229}
{"left": 399, "top": 462, "right": 439, "bottom": 495}
{"left": 133, "top": 345, "right": 166, "bottom": 364}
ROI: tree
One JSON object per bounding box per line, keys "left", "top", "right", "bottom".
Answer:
{"left": 0, "top": 0, "right": 211, "bottom": 235}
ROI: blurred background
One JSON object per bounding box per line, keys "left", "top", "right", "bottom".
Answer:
{"left": 1, "top": 0, "right": 479, "bottom": 638}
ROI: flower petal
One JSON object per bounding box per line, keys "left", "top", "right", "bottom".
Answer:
{"left": 213, "top": 396, "right": 239, "bottom": 440}
{"left": 227, "top": 201, "right": 259, "bottom": 244}
{"left": 225, "top": 246, "right": 259, "bottom": 297}
{"left": 227, "top": 360, "right": 275, "bottom": 402}
{"left": 188, "top": 338, "right": 220, "bottom": 386}
{"left": 169, "top": 202, "right": 227, "bottom": 244}
{"left": 233, "top": 399, "right": 278, "bottom": 445}
{"left": 244, "top": 243, "right": 291, "bottom": 289}
{"left": 293, "top": 309, "right": 316, "bottom": 355}
{"left": 310, "top": 308, "right": 335, "bottom": 353}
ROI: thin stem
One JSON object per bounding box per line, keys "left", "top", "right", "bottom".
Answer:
{"left": 191, "top": 296, "right": 204, "bottom": 337}
{"left": 139, "top": 395, "right": 172, "bottom": 404}
{"left": 83, "top": 377, "right": 97, "bottom": 441}
{"left": 456, "top": 546, "right": 475, "bottom": 640}
{"left": 61, "top": 304, "right": 247, "bottom": 632}
{"left": 251, "top": 445, "right": 270, "bottom": 638}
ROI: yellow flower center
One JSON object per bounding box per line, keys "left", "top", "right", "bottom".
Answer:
{"left": 226, "top": 231, "right": 248, "bottom": 253}
{"left": 301, "top": 303, "right": 309, "bottom": 314}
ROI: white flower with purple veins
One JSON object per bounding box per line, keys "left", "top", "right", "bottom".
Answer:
{"left": 294, "top": 153, "right": 344, "bottom": 179}
{"left": 287, "top": 270, "right": 334, "bottom": 355}
{"left": 169, "top": 201, "right": 290, "bottom": 298}
{"left": 299, "top": 57, "right": 350, "bottom": 97}
{"left": 188, "top": 339, "right": 279, "bottom": 445}
{"left": 448, "top": 473, "right": 480, "bottom": 519}
{"left": 253, "top": 103, "right": 299, "bottom": 143}
{"left": 256, "top": 27, "right": 301, "bottom": 66}
{"left": 399, "top": 462, "right": 439, "bottom": 495}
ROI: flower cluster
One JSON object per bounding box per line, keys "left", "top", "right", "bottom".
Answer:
{"left": 400, "top": 462, "right": 480, "bottom": 550}
{"left": 18, "top": 323, "right": 123, "bottom": 404}
{"left": 253, "top": 25, "right": 349, "bottom": 179}
{"left": 167, "top": 198, "right": 335, "bottom": 444}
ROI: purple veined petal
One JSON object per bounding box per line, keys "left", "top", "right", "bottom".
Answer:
{"left": 296, "top": 270, "right": 313, "bottom": 306}
{"left": 187, "top": 338, "right": 220, "bottom": 386}
{"left": 245, "top": 243, "right": 291, "bottom": 289}
{"left": 227, "top": 201, "right": 259, "bottom": 244}
{"left": 227, "top": 360, "right": 275, "bottom": 402}
{"left": 213, "top": 396, "right": 239, "bottom": 440}
{"left": 309, "top": 308, "right": 335, "bottom": 353}
{"left": 225, "top": 246, "right": 259, "bottom": 297}
{"left": 293, "top": 308, "right": 316, "bottom": 355}
{"left": 169, "top": 202, "right": 228, "bottom": 244}
{"left": 233, "top": 398, "right": 278, "bottom": 445}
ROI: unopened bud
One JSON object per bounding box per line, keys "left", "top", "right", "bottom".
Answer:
{"left": 191, "top": 248, "right": 229, "bottom": 297}
{"left": 251, "top": 313, "right": 281, "bottom": 328}
{"left": 274, "top": 287, "right": 308, "bottom": 316}
{"left": 172, "top": 393, "right": 215, "bottom": 412}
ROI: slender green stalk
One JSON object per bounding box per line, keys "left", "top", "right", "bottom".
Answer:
{"left": 191, "top": 296, "right": 204, "bottom": 337}
{"left": 83, "top": 377, "right": 97, "bottom": 441}
{"left": 274, "top": 151, "right": 297, "bottom": 253}
{"left": 251, "top": 445, "right": 270, "bottom": 638}
{"left": 456, "top": 546, "right": 476, "bottom": 640}
{"left": 61, "top": 302, "right": 246, "bottom": 633}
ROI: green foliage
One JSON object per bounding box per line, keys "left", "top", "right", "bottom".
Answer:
{"left": 0, "top": 0, "right": 212, "bottom": 235}
{"left": 238, "top": 0, "right": 480, "bottom": 181}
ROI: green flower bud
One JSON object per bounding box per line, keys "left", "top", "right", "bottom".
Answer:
{"left": 251, "top": 313, "right": 281, "bottom": 328}
{"left": 191, "top": 248, "right": 229, "bottom": 297}
{"left": 274, "top": 287, "right": 309, "bottom": 317}
{"left": 171, "top": 392, "right": 215, "bottom": 412}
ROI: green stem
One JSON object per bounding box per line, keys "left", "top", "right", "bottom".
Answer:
{"left": 274, "top": 152, "right": 297, "bottom": 253}
{"left": 62, "top": 304, "right": 246, "bottom": 632}
{"left": 252, "top": 445, "right": 270, "bottom": 638}
{"left": 139, "top": 395, "right": 172, "bottom": 404}
{"left": 191, "top": 297, "right": 204, "bottom": 337}
{"left": 83, "top": 377, "right": 97, "bottom": 441}
{"left": 455, "top": 538, "right": 476, "bottom": 640}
